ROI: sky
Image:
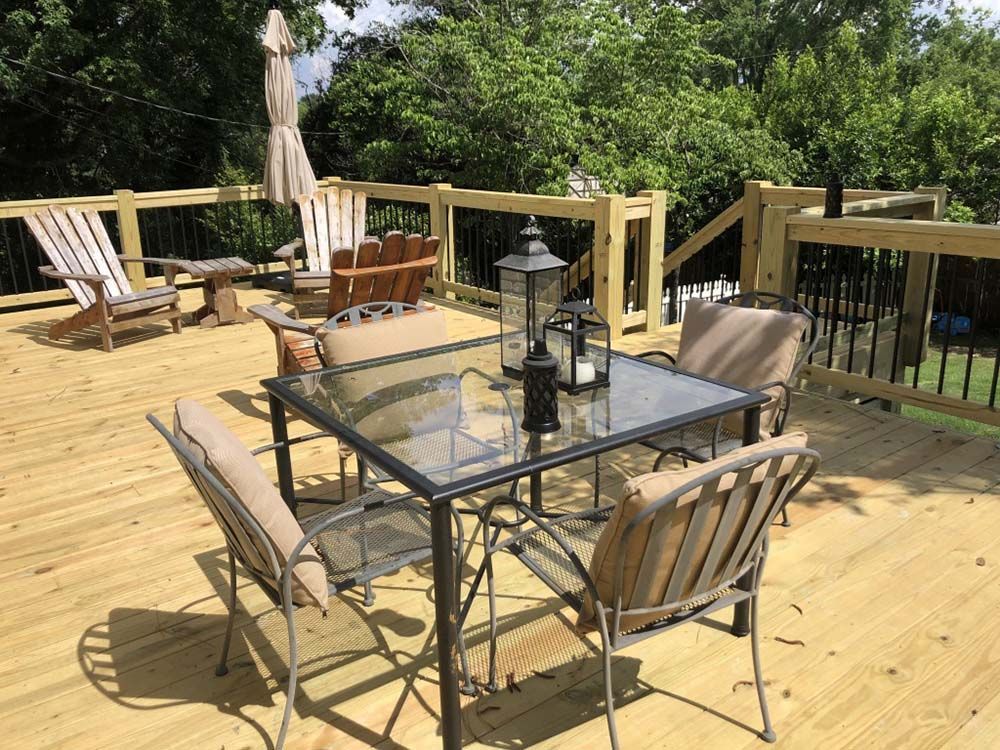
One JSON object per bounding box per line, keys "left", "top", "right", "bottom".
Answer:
{"left": 293, "top": 0, "right": 1000, "bottom": 97}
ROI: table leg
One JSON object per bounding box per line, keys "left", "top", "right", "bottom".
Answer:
{"left": 732, "top": 405, "right": 762, "bottom": 637}
{"left": 430, "top": 502, "right": 463, "bottom": 750}
{"left": 269, "top": 393, "right": 296, "bottom": 516}
{"left": 527, "top": 433, "right": 543, "bottom": 512}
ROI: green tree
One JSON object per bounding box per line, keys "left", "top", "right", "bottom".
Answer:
{"left": 0, "top": 1, "right": 327, "bottom": 199}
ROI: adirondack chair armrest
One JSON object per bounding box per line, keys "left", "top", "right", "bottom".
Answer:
{"left": 116, "top": 254, "right": 183, "bottom": 267}
{"left": 330, "top": 256, "right": 438, "bottom": 280}
{"left": 274, "top": 238, "right": 304, "bottom": 260}
{"left": 38, "top": 265, "right": 109, "bottom": 284}
{"left": 248, "top": 304, "right": 316, "bottom": 335}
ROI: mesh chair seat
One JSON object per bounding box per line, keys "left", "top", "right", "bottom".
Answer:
{"left": 303, "top": 489, "right": 433, "bottom": 592}
{"left": 509, "top": 508, "right": 613, "bottom": 609}
{"left": 380, "top": 427, "right": 500, "bottom": 470}
{"left": 640, "top": 419, "right": 744, "bottom": 461}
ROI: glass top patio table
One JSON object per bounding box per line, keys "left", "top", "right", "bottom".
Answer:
{"left": 261, "top": 334, "right": 769, "bottom": 504}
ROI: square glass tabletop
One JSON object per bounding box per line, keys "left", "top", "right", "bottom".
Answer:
{"left": 262, "top": 335, "right": 768, "bottom": 503}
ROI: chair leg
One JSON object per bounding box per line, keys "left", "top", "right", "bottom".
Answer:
{"left": 593, "top": 455, "right": 601, "bottom": 508}
{"left": 275, "top": 599, "right": 300, "bottom": 750}
{"left": 750, "top": 592, "right": 776, "bottom": 743}
{"left": 595, "top": 603, "right": 620, "bottom": 750}
{"left": 216, "top": 550, "right": 238, "bottom": 677}
{"left": 170, "top": 304, "right": 183, "bottom": 334}
{"left": 484, "top": 534, "right": 500, "bottom": 692}
{"left": 99, "top": 319, "right": 114, "bottom": 352}
{"left": 338, "top": 454, "right": 348, "bottom": 502}
{"left": 779, "top": 506, "right": 791, "bottom": 527}
{"left": 451, "top": 506, "right": 476, "bottom": 696}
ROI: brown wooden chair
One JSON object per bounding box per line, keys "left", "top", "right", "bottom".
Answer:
{"left": 251, "top": 232, "right": 439, "bottom": 375}
{"left": 274, "top": 187, "right": 367, "bottom": 312}
{"left": 24, "top": 205, "right": 183, "bottom": 352}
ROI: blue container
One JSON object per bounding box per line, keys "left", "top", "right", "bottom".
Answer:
{"left": 931, "top": 313, "right": 972, "bottom": 336}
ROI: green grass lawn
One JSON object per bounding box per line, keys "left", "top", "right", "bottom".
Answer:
{"left": 901, "top": 333, "right": 1000, "bottom": 440}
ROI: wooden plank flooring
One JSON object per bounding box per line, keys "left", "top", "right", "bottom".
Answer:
{"left": 1, "top": 286, "right": 999, "bottom": 749}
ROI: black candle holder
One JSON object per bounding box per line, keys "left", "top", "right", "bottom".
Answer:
{"left": 520, "top": 340, "right": 561, "bottom": 434}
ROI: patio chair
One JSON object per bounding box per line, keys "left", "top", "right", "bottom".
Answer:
{"left": 24, "top": 205, "right": 183, "bottom": 352}
{"left": 148, "top": 399, "right": 472, "bottom": 750}
{"left": 252, "top": 232, "right": 440, "bottom": 375}
{"left": 474, "top": 432, "right": 820, "bottom": 749}
{"left": 254, "top": 298, "right": 519, "bottom": 503}
{"left": 634, "top": 291, "right": 818, "bottom": 526}
{"left": 274, "top": 186, "right": 367, "bottom": 312}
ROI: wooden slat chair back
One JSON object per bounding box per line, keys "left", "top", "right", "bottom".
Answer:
{"left": 251, "top": 231, "right": 440, "bottom": 375}
{"left": 274, "top": 187, "right": 367, "bottom": 312}
{"left": 298, "top": 187, "right": 367, "bottom": 272}
{"left": 24, "top": 205, "right": 182, "bottom": 351}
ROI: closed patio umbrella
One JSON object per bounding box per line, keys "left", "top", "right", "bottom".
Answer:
{"left": 262, "top": 6, "right": 317, "bottom": 206}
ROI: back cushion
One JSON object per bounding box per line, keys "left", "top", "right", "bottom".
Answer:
{"left": 578, "top": 432, "right": 808, "bottom": 634}
{"left": 315, "top": 308, "right": 458, "bottom": 444}
{"left": 676, "top": 298, "right": 808, "bottom": 433}
{"left": 315, "top": 307, "right": 448, "bottom": 367}
{"left": 172, "top": 399, "right": 328, "bottom": 611}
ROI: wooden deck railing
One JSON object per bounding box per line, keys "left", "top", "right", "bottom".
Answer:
{"left": 0, "top": 179, "right": 667, "bottom": 338}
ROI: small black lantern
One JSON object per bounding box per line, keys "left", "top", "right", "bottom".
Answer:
{"left": 495, "top": 217, "right": 568, "bottom": 379}
{"left": 544, "top": 300, "right": 611, "bottom": 394}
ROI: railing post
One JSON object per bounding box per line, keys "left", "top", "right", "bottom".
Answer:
{"left": 636, "top": 190, "right": 666, "bottom": 332}
{"left": 428, "top": 183, "right": 454, "bottom": 299}
{"left": 593, "top": 194, "right": 627, "bottom": 338}
{"left": 114, "top": 189, "right": 146, "bottom": 291}
{"left": 740, "top": 180, "right": 770, "bottom": 293}
{"left": 757, "top": 205, "right": 800, "bottom": 298}
{"left": 900, "top": 185, "right": 947, "bottom": 366}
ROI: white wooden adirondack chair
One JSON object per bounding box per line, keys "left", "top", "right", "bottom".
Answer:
{"left": 24, "top": 205, "right": 183, "bottom": 352}
{"left": 273, "top": 187, "right": 367, "bottom": 311}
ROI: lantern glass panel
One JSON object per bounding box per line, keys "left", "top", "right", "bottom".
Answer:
{"left": 499, "top": 267, "right": 563, "bottom": 377}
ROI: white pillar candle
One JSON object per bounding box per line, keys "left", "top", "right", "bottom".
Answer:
{"left": 575, "top": 356, "right": 596, "bottom": 385}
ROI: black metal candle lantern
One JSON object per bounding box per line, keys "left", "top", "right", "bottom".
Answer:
{"left": 495, "top": 217, "right": 568, "bottom": 379}
{"left": 543, "top": 300, "right": 611, "bottom": 394}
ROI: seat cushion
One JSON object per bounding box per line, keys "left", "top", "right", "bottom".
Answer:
{"left": 676, "top": 298, "right": 809, "bottom": 433}
{"left": 314, "top": 307, "right": 448, "bottom": 367}
{"left": 172, "top": 399, "right": 328, "bottom": 611}
{"left": 578, "top": 432, "right": 808, "bottom": 634}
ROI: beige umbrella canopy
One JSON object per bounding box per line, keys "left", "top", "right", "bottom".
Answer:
{"left": 262, "top": 7, "right": 317, "bottom": 206}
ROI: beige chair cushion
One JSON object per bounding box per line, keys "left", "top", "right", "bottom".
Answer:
{"left": 578, "top": 432, "right": 808, "bottom": 634}
{"left": 676, "top": 298, "right": 809, "bottom": 433}
{"left": 172, "top": 399, "right": 329, "bottom": 611}
{"left": 315, "top": 306, "right": 448, "bottom": 367}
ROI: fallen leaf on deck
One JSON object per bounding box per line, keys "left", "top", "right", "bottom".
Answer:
{"left": 774, "top": 636, "right": 806, "bottom": 647}
{"left": 790, "top": 603, "right": 803, "bottom": 616}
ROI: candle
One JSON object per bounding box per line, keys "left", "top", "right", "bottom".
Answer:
{"left": 575, "top": 356, "right": 596, "bottom": 385}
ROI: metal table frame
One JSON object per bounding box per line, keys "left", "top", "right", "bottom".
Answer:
{"left": 261, "top": 334, "right": 768, "bottom": 749}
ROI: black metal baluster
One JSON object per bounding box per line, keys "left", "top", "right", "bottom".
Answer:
{"left": 962, "top": 258, "right": 986, "bottom": 401}
{"left": 867, "top": 248, "right": 889, "bottom": 379}
{"left": 937, "top": 255, "right": 960, "bottom": 394}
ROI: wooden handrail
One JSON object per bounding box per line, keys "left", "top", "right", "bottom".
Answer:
{"left": 799, "top": 192, "right": 935, "bottom": 219}
{"left": 760, "top": 186, "right": 907, "bottom": 207}
{"left": 786, "top": 214, "right": 1000, "bottom": 259}
{"left": 661, "top": 198, "right": 743, "bottom": 276}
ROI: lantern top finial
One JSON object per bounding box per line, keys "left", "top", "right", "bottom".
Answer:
{"left": 494, "top": 216, "right": 568, "bottom": 272}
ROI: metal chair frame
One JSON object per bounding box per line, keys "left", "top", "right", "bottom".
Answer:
{"left": 633, "top": 291, "right": 819, "bottom": 526}
{"left": 147, "top": 414, "right": 473, "bottom": 750}
{"left": 472, "top": 444, "right": 820, "bottom": 749}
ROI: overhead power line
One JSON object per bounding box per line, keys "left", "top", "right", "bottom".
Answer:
{"left": 1, "top": 54, "right": 339, "bottom": 138}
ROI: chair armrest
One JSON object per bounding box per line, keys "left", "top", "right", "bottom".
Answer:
{"left": 248, "top": 304, "right": 317, "bottom": 334}
{"left": 274, "top": 238, "right": 304, "bottom": 260}
{"left": 38, "top": 265, "right": 108, "bottom": 284}
{"left": 116, "top": 255, "right": 183, "bottom": 267}
{"left": 637, "top": 349, "right": 676, "bottom": 365}
{"left": 481, "top": 495, "right": 603, "bottom": 605}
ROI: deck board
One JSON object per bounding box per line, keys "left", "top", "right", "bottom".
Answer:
{"left": 1, "top": 286, "right": 998, "bottom": 749}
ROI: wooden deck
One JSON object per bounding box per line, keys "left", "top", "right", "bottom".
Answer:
{"left": 2, "top": 285, "right": 999, "bottom": 749}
